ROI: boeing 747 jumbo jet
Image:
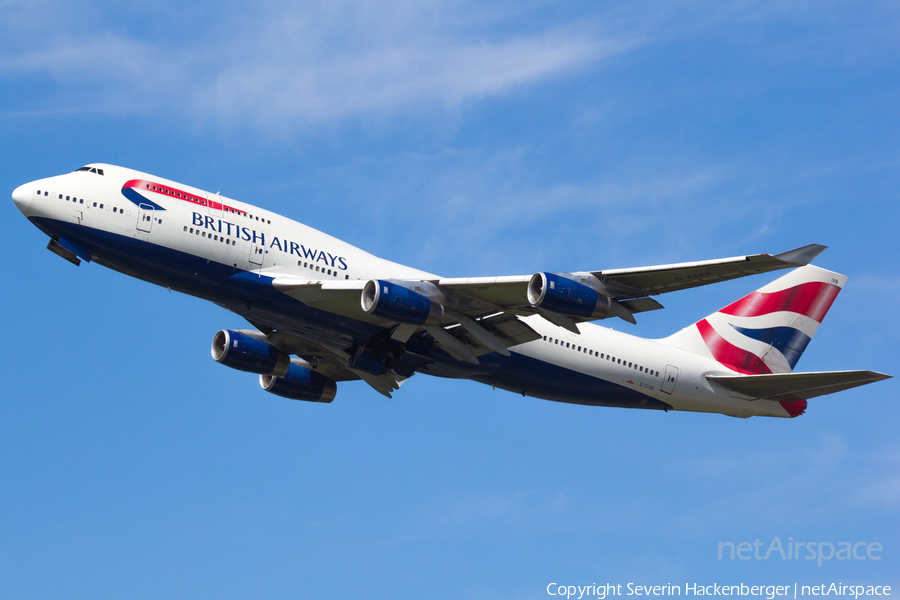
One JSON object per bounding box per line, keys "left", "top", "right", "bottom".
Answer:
{"left": 12, "top": 164, "right": 890, "bottom": 418}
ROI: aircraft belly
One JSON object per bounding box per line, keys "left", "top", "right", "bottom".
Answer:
{"left": 472, "top": 351, "right": 671, "bottom": 410}
{"left": 28, "top": 217, "right": 385, "bottom": 344}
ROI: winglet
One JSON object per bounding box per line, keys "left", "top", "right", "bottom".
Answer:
{"left": 774, "top": 244, "right": 827, "bottom": 266}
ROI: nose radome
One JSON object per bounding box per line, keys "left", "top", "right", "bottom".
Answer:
{"left": 12, "top": 183, "right": 33, "bottom": 213}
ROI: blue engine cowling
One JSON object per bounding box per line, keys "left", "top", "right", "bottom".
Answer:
{"left": 260, "top": 364, "right": 337, "bottom": 403}
{"left": 211, "top": 330, "right": 291, "bottom": 376}
{"left": 361, "top": 279, "right": 443, "bottom": 326}
{"left": 526, "top": 272, "right": 612, "bottom": 320}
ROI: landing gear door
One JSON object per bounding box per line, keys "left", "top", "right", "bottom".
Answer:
{"left": 661, "top": 365, "right": 679, "bottom": 395}
{"left": 249, "top": 244, "right": 265, "bottom": 266}
{"left": 137, "top": 204, "right": 153, "bottom": 233}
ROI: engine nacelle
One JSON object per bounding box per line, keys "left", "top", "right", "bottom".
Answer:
{"left": 527, "top": 272, "right": 611, "bottom": 320}
{"left": 361, "top": 279, "right": 443, "bottom": 326}
{"left": 260, "top": 364, "right": 337, "bottom": 403}
{"left": 211, "top": 330, "right": 290, "bottom": 376}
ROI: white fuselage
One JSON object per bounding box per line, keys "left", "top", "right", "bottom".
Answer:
{"left": 13, "top": 164, "right": 796, "bottom": 418}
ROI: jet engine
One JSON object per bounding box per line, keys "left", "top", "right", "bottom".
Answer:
{"left": 361, "top": 279, "right": 443, "bottom": 326}
{"left": 260, "top": 363, "right": 337, "bottom": 403}
{"left": 211, "top": 329, "right": 290, "bottom": 376}
{"left": 527, "top": 272, "right": 612, "bottom": 320}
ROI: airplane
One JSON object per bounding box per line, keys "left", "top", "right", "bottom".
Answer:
{"left": 11, "top": 163, "right": 890, "bottom": 418}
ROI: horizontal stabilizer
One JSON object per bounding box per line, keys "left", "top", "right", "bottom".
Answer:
{"left": 708, "top": 370, "right": 891, "bottom": 402}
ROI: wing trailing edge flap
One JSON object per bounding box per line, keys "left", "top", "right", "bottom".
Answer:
{"left": 707, "top": 370, "right": 891, "bottom": 402}
{"left": 262, "top": 327, "right": 409, "bottom": 398}
{"left": 349, "top": 368, "right": 407, "bottom": 398}
{"left": 443, "top": 312, "right": 542, "bottom": 360}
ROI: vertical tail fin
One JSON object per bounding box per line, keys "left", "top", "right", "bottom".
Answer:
{"left": 661, "top": 265, "right": 845, "bottom": 374}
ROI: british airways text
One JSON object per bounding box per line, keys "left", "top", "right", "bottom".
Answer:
{"left": 192, "top": 212, "right": 348, "bottom": 269}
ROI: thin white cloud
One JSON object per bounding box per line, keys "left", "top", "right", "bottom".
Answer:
{"left": 0, "top": 1, "right": 640, "bottom": 127}
{"left": 197, "top": 30, "right": 619, "bottom": 126}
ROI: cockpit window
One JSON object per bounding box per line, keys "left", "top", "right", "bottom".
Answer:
{"left": 75, "top": 166, "right": 104, "bottom": 175}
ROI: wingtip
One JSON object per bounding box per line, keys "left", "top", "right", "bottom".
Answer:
{"left": 774, "top": 243, "right": 828, "bottom": 266}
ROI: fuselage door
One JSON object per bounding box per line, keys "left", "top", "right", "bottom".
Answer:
{"left": 661, "top": 365, "right": 679, "bottom": 395}
{"left": 206, "top": 192, "right": 224, "bottom": 217}
{"left": 137, "top": 203, "right": 153, "bottom": 233}
{"left": 249, "top": 244, "right": 265, "bottom": 266}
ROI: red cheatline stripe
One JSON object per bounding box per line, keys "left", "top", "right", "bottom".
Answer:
{"left": 718, "top": 281, "right": 839, "bottom": 323}
{"left": 122, "top": 179, "right": 246, "bottom": 215}
{"left": 696, "top": 319, "right": 772, "bottom": 375}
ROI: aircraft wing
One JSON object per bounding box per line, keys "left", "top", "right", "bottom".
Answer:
{"left": 431, "top": 243, "right": 826, "bottom": 328}
{"left": 437, "top": 243, "right": 826, "bottom": 308}
{"left": 707, "top": 370, "right": 892, "bottom": 402}
{"left": 268, "top": 244, "right": 826, "bottom": 365}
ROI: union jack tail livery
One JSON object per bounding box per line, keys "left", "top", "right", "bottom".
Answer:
{"left": 663, "top": 265, "right": 844, "bottom": 374}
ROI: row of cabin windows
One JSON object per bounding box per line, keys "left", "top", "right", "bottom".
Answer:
{"left": 38, "top": 190, "right": 133, "bottom": 217}
{"left": 143, "top": 183, "right": 271, "bottom": 225}
{"left": 297, "top": 260, "right": 350, "bottom": 279}
{"left": 542, "top": 335, "right": 660, "bottom": 377}
{"left": 184, "top": 226, "right": 237, "bottom": 246}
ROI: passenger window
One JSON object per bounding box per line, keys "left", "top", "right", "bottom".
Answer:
{"left": 113, "top": 207, "right": 117, "bottom": 213}
{"left": 93, "top": 202, "right": 97, "bottom": 207}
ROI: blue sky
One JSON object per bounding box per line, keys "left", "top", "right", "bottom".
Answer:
{"left": 1, "top": 1, "right": 898, "bottom": 598}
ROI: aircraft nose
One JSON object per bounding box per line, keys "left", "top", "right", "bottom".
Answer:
{"left": 12, "top": 182, "right": 33, "bottom": 213}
